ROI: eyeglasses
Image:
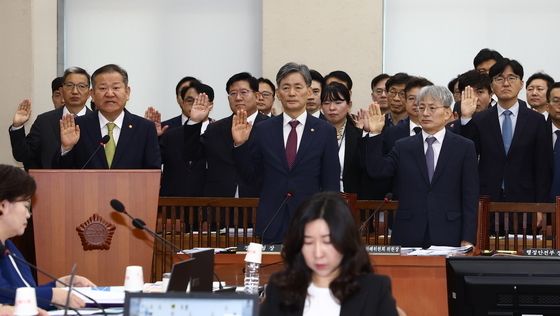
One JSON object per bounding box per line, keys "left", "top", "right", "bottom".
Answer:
{"left": 373, "top": 88, "right": 386, "bottom": 95}
{"left": 184, "top": 97, "right": 195, "bottom": 104}
{"left": 228, "top": 89, "right": 253, "bottom": 98}
{"left": 492, "top": 75, "right": 520, "bottom": 85}
{"left": 63, "top": 82, "right": 89, "bottom": 92}
{"left": 388, "top": 89, "right": 405, "bottom": 98}
{"left": 260, "top": 91, "right": 273, "bottom": 98}
{"left": 416, "top": 105, "right": 446, "bottom": 113}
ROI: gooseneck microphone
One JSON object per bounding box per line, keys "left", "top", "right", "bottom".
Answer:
{"left": 81, "top": 135, "right": 111, "bottom": 169}
{"left": 0, "top": 242, "right": 106, "bottom": 315}
{"left": 260, "top": 192, "right": 293, "bottom": 244}
{"left": 359, "top": 192, "right": 393, "bottom": 233}
{"left": 109, "top": 199, "right": 230, "bottom": 291}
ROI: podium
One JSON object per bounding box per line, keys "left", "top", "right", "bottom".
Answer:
{"left": 29, "top": 170, "right": 161, "bottom": 285}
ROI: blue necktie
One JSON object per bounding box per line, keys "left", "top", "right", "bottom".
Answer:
{"left": 426, "top": 136, "right": 436, "bottom": 182}
{"left": 502, "top": 110, "right": 513, "bottom": 154}
{"left": 550, "top": 130, "right": 560, "bottom": 200}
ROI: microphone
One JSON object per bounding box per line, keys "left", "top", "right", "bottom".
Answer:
{"left": 63, "top": 263, "right": 77, "bottom": 316}
{"left": 110, "top": 199, "right": 231, "bottom": 291}
{"left": 81, "top": 135, "right": 110, "bottom": 169}
{"left": 260, "top": 192, "right": 293, "bottom": 244}
{"left": 0, "top": 242, "right": 107, "bottom": 315}
{"left": 359, "top": 192, "right": 393, "bottom": 234}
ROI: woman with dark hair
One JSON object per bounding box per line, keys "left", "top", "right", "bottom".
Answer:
{"left": 261, "top": 192, "right": 398, "bottom": 315}
{"left": 0, "top": 164, "right": 94, "bottom": 310}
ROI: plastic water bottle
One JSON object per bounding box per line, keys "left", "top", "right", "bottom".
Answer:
{"left": 244, "top": 261, "right": 260, "bottom": 294}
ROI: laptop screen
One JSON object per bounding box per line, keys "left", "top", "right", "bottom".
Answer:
{"left": 124, "top": 292, "right": 259, "bottom": 316}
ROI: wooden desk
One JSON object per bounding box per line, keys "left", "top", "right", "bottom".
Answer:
{"left": 214, "top": 254, "right": 447, "bottom": 316}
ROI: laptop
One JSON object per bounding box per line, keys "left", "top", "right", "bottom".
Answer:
{"left": 166, "top": 248, "right": 214, "bottom": 292}
{"left": 124, "top": 292, "right": 259, "bottom": 316}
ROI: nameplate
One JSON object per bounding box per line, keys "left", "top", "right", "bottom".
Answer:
{"left": 522, "top": 248, "right": 560, "bottom": 257}
{"left": 365, "top": 245, "right": 401, "bottom": 255}
{"left": 236, "top": 244, "right": 283, "bottom": 253}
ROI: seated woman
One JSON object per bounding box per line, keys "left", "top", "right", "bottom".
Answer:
{"left": 261, "top": 192, "right": 399, "bottom": 315}
{"left": 0, "top": 164, "right": 95, "bottom": 310}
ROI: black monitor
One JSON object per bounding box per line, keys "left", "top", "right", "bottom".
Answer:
{"left": 446, "top": 256, "right": 560, "bottom": 316}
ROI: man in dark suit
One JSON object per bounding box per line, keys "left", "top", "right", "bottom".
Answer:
{"left": 232, "top": 63, "right": 340, "bottom": 243}
{"left": 306, "top": 70, "right": 325, "bottom": 119}
{"left": 459, "top": 58, "right": 552, "bottom": 205}
{"left": 160, "top": 76, "right": 200, "bottom": 130}
{"left": 362, "top": 85, "right": 479, "bottom": 247}
{"left": 57, "top": 64, "right": 161, "bottom": 169}
{"left": 547, "top": 82, "right": 560, "bottom": 201}
{"left": 9, "top": 67, "right": 92, "bottom": 170}
{"left": 257, "top": 77, "right": 276, "bottom": 117}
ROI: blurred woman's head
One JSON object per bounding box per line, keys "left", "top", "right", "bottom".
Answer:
{"left": 321, "top": 83, "right": 352, "bottom": 127}
{"left": 0, "top": 165, "right": 36, "bottom": 241}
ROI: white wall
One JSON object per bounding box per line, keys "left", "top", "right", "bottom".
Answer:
{"left": 64, "top": 0, "right": 262, "bottom": 121}
{"left": 384, "top": 0, "right": 560, "bottom": 94}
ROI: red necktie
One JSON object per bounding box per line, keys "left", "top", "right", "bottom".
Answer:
{"left": 286, "top": 120, "right": 299, "bottom": 169}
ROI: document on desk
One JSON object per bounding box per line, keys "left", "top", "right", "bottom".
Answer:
{"left": 72, "top": 286, "right": 126, "bottom": 304}
{"left": 48, "top": 307, "right": 123, "bottom": 315}
{"left": 407, "top": 245, "right": 473, "bottom": 256}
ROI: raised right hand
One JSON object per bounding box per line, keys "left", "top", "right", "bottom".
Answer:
{"left": 13, "top": 99, "right": 32, "bottom": 128}
{"left": 460, "top": 86, "right": 478, "bottom": 119}
{"left": 231, "top": 109, "right": 252, "bottom": 146}
{"left": 144, "top": 106, "right": 168, "bottom": 136}
{"left": 359, "top": 102, "right": 385, "bottom": 134}
{"left": 189, "top": 93, "right": 211, "bottom": 123}
{"left": 60, "top": 114, "right": 80, "bottom": 151}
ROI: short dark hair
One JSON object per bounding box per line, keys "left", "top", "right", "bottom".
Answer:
{"left": 473, "top": 48, "right": 503, "bottom": 68}
{"left": 62, "top": 67, "right": 91, "bottom": 87}
{"left": 91, "top": 64, "right": 128, "bottom": 87}
{"left": 447, "top": 76, "right": 459, "bottom": 93}
{"left": 309, "top": 69, "right": 324, "bottom": 85}
{"left": 526, "top": 72, "right": 554, "bottom": 91}
{"left": 225, "top": 72, "right": 258, "bottom": 93}
{"left": 269, "top": 192, "right": 372, "bottom": 310}
{"left": 547, "top": 82, "right": 560, "bottom": 102}
{"left": 371, "top": 73, "right": 390, "bottom": 90}
{"left": 457, "top": 70, "right": 491, "bottom": 92}
{"left": 321, "top": 82, "right": 351, "bottom": 104}
{"left": 405, "top": 76, "right": 433, "bottom": 95}
{"left": 51, "top": 77, "right": 64, "bottom": 93}
{"left": 324, "top": 70, "right": 353, "bottom": 90}
{"left": 258, "top": 77, "right": 276, "bottom": 97}
{"left": 175, "top": 76, "right": 200, "bottom": 97}
{"left": 489, "top": 58, "right": 524, "bottom": 81}
{"left": 180, "top": 82, "right": 215, "bottom": 102}
{"left": 0, "top": 165, "right": 36, "bottom": 203}
{"left": 276, "top": 63, "right": 312, "bottom": 87}
{"left": 385, "top": 72, "right": 410, "bottom": 91}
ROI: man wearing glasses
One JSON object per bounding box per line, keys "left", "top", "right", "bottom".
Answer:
{"left": 9, "top": 67, "right": 92, "bottom": 169}
{"left": 257, "top": 77, "right": 276, "bottom": 117}
{"left": 385, "top": 72, "right": 411, "bottom": 127}
{"left": 459, "top": 58, "right": 552, "bottom": 229}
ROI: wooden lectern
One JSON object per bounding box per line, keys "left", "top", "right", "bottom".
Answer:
{"left": 29, "top": 170, "right": 160, "bottom": 286}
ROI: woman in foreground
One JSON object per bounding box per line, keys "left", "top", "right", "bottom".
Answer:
{"left": 261, "top": 192, "right": 399, "bottom": 316}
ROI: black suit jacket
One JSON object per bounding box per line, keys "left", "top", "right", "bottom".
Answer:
{"left": 183, "top": 113, "right": 269, "bottom": 197}
{"left": 161, "top": 115, "right": 182, "bottom": 130}
{"left": 365, "top": 130, "right": 479, "bottom": 247}
{"left": 261, "top": 274, "right": 398, "bottom": 316}
{"left": 459, "top": 103, "right": 552, "bottom": 202}
{"left": 9, "top": 107, "right": 91, "bottom": 169}
{"left": 56, "top": 109, "right": 161, "bottom": 169}
{"left": 341, "top": 117, "right": 362, "bottom": 194}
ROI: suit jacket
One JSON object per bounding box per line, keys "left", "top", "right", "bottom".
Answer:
{"left": 341, "top": 117, "right": 362, "bottom": 194}
{"left": 233, "top": 114, "right": 340, "bottom": 243}
{"left": 159, "top": 123, "right": 206, "bottom": 196}
{"left": 183, "top": 113, "right": 268, "bottom": 197}
{"left": 459, "top": 103, "right": 552, "bottom": 202}
{"left": 0, "top": 240, "right": 56, "bottom": 309}
{"left": 9, "top": 106, "right": 91, "bottom": 170}
{"left": 57, "top": 109, "right": 161, "bottom": 169}
{"left": 161, "top": 115, "right": 182, "bottom": 130}
{"left": 260, "top": 274, "right": 398, "bottom": 316}
{"left": 365, "top": 130, "right": 479, "bottom": 247}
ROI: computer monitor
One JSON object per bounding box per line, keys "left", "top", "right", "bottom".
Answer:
{"left": 166, "top": 248, "right": 215, "bottom": 292}
{"left": 124, "top": 292, "right": 259, "bottom": 316}
{"left": 446, "top": 256, "right": 560, "bottom": 315}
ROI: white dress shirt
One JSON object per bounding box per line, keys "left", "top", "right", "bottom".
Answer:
{"left": 99, "top": 111, "right": 125, "bottom": 145}
{"left": 283, "top": 111, "right": 307, "bottom": 151}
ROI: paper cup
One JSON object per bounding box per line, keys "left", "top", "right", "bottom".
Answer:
{"left": 14, "top": 287, "right": 38, "bottom": 316}
{"left": 124, "top": 265, "right": 144, "bottom": 292}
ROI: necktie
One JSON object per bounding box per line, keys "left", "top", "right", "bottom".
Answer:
{"left": 413, "top": 127, "right": 422, "bottom": 135}
{"left": 286, "top": 120, "right": 299, "bottom": 169}
{"left": 502, "top": 110, "right": 513, "bottom": 154}
{"left": 105, "top": 122, "right": 116, "bottom": 168}
{"left": 550, "top": 130, "right": 560, "bottom": 200}
{"left": 426, "top": 136, "right": 436, "bottom": 182}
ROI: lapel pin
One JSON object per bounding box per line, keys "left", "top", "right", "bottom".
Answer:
{"left": 128, "top": 124, "right": 133, "bottom": 128}
{"left": 310, "top": 128, "right": 315, "bottom": 132}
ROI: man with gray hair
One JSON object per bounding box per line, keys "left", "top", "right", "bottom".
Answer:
{"left": 360, "top": 85, "right": 479, "bottom": 247}
{"left": 231, "top": 62, "right": 340, "bottom": 243}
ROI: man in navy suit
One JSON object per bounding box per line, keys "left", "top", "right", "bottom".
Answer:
{"left": 459, "top": 58, "right": 552, "bottom": 206}
{"left": 57, "top": 64, "right": 161, "bottom": 169}
{"left": 9, "top": 67, "right": 92, "bottom": 170}
{"left": 231, "top": 63, "right": 340, "bottom": 243}
{"left": 160, "top": 76, "right": 200, "bottom": 130}
{"left": 362, "top": 85, "right": 479, "bottom": 247}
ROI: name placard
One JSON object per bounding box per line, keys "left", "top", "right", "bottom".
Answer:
{"left": 522, "top": 248, "right": 560, "bottom": 257}
{"left": 365, "top": 245, "right": 401, "bottom": 255}
{"left": 236, "top": 244, "right": 283, "bottom": 253}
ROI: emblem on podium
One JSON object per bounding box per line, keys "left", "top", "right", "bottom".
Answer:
{"left": 76, "top": 213, "right": 116, "bottom": 250}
